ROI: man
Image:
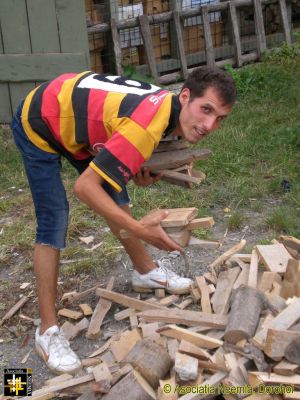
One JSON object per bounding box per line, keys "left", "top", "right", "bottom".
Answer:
{"left": 11, "top": 66, "right": 236, "bottom": 374}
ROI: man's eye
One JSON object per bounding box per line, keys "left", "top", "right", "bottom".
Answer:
{"left": 202, "top": 106, "right": 210, "bottom": 113}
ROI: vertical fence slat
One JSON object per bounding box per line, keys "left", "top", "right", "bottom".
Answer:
{"left": 138, "top": 15, "right": 159, "bottom": 84}
{"left": 0, "top": 14, "right": 12, "bottom": 122}
{"left": 27, "top": 0, "right": 60, "bottom": 53}
{"left": 202, "top": 6, "right": 215, "bottom": 67}
{"left": 173, "top": 11, "right": 188, "bottom": 79}
{"left": 111, "top": 18, "right": 123, "bottom": 76}
{"left": 229, "top": 2, "right": 243, "bottom": 67}
{"left": 56, "top": 0, "right": 90, "bottom": 66}
{"left": 0, "top": 0, "right": 35, "bottom": 118}
{"left": 253, "top": 0, "right": 267, "bottom": 56}
{"left": 278, "top": 0, "right": 292, "bottom": 45}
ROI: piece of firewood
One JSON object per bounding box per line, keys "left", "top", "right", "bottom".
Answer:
{"left": 175, "top": 352, "right": 198, "bottom": 381}
{"left": 61, "top": 318, "right": 89, "bottom": 340}
{"left": 178, "top": 340, "right": 211, "bottom": 360}
{"left": 248, "top": 371, "right": 300, "bottom": 388}
{"left": 248, "top": 249, "right": 259, "bottom": 288}
{"left": 256, "top": 243, "right": 292, "bottom": 273}
{"left": 285, "top": 336, "right": 300, "bottom": 364}
{"left": 253, "top": 298, "right": 300, "bottom": 349}
{"left": 279, "top": 235, "right": 300, "bottom": 260}
{"left": 95, "top": 288, "right": 163, "bottom": 311}
{"left": 258, "top": 271, "right": 282, "bottom": 292}
{"left": 61, "top": 287, "right": 97, "bottom": 303}
{"left": 274, "top": 359, "right": 300, "bottom": 376}
{"left": 195, "top": 276, "right": 212, "bottom": 313}
{"left": 224, "top": 285, "right": 264, "bottom": 344}
{"left": 178, "top": 371, "right": 228, "bottom": 400}
{"left": 157, "top": 325, "right": 223, "bottom": 349}
{"left": 159, "top": 208, "right": 198, "bottom": 228}
{"left": 155, "top": 288, "right": 165, "bottom": 298}
{"left": 124, "top": 339, "right": 171, "bottom": 388}
{"left": 101, "top": 369, "right": 156, "bottom": 400}
{"left": 209, "top": 240, "right": 246, "bottom": 275}
{"left": 110, "top": 328, "right": 141, "bottom": 362}
{"left": 138, "top": 308, "right": 228, "bottom": 329}
{"left": 79, "top": 303, "right": 93, "bottom": 316}
{"left": 280, "top": 259, "right": 300, "bottom": 299}
{"left": 0, "top": 295, "right": 29, "bottom": 326}
{"left": 143, "top": 148, "right": 212, "bottom": 171}
{"left": 186, "top": 217, "right": 215, "bottom": 230}
{"left": 86, "top": 278, "right": 114, "bottom": 339}
{"left": 92, "top": 362, "right": 112, "bottom": 383}
{"left": 58, "top": 308, "right": 83, "bottom": 320}
{"left": 157, "top": 373, "right": 178, "bottom": 400}
{"left": 211, "top": 267, "right": 240, "bottom": 314}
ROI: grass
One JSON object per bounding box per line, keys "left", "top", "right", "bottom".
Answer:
{"left": 1, "top": 45, "right": 300, "bottom": 272}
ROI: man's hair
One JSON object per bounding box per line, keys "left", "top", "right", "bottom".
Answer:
{"left": 181, "top": 66, "right": 236, "bottom": 105}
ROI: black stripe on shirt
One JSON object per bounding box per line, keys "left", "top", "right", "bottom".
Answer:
{"left": 72, "top": 87, "right": 90, "bottom": 145}
{"left": 92, "top": 147, "right": 132, "bottom": 186}
{"left": 163, "top": 95, "right": 181, "bottom": 137}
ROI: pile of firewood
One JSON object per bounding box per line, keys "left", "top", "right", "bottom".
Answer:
{"left": 17, "top": 235, "right": 300, "bottom": 400}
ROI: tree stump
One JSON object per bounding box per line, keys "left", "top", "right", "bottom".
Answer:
{"left": 224, "top": 285, "right": 264, "bottom": 344}
{"left": 102, "top": 369, "right": 156, "bottom": 400}
{"left": 124, "top": 339, "right": 172, "bottom": 389}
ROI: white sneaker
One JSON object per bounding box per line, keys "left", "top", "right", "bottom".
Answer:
{"left": 132, "top": 259, "right": 193, "bottom": 294}
{"left": 35, "top": 325, "right": 81, "bottom": 374}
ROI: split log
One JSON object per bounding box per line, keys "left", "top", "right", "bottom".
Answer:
{"left": 101, "top": 369, "right": 156, "bottom": 400}
{"left": 256, "top": 243, "right": 291, "bottom": 273}
{"left": 211, "top": 267, "right": 240, "bottom": 314}
{"left": 143, "top": 148, "right": 212, "bottom": 171}
{"left": 124, "top": 339, "right": 172, "bottom": 388}
{"left": 224, "top": 285, "right": 264, "bottom": 344}
{"left": 174, "top": 352, "right": 198, "bottom": 381}
{"left": 209, "top": 239, "right": 246, "bottom": 275}
{"left": 280, "top": 259, "right": 300, "bottom": 299}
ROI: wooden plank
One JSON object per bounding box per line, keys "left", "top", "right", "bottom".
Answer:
{"left": 138, "top": 15, "right": 159, "bottom": 84}
{"left": 160, "top": 169, "right": 204, "bottom": 185}
{"left": 248, "top": 249, "right": 259, "bottom": 288}
{"left": 233, "top": 264, "right": 250, "bottom": 290}
{"left": 253, "top": 0, "right": 267, "bottom": 57}
{"left": 56, "top": 0, "right": 90, "bottom": 61}
{"left": 195, "top": 276, "right": 212, "bottom": 314}
{"left": 279, "top": 0, "right": 292, "bottom": 45}
{"left": 0, "top": 22, "right": 11, "bottom": 122}
{"left": 86, "top": 278, "right": 114, "bottom": 339}
{"left": 0, "top": 53, "right": 89, "bottom": 82}
{"left": 274, "top": 359, "right": 300, "bottom": 376}
{"left": 248, "top": 371, "right": 300, "bottom": 388}
{"left": 26, "top": 0, "right": 60, "bottom": 52}
{"left": 264, "top": 328, "right": 300, "bottom": 360}
{"left": 110, "top": 18, "right": 123, "bottom": 76}
{"left": 160, "top": 208, "right": 198, "bottom": 228}
{"left": 143, "top": 148, "right": 212, "bottom": 171}
{"left": 0, "top": 0, "right": 36, "bottom": 115}
{"left": 58, "top": 308, "right": 83, "bottom": 320}
{"left": 186, "top": 217, "right": 215, "bottom": 230}
{"left": 173, "top": 11, "right": 188, "bottom": 79}
{"left": 202, "top": 6, "right": 215, "bottom": 66}
{"left": 178, "top": 339, "right": 211, "bottom": 360}
{"left": 253, "top": 298, "right": 300, "bottom": 348}
{"left": 256, "top": 244, "right": 291, "bottom": 273}
{"left": 96, "top": 288, "right": 164, "bottom": 311}
{"left": 0, "top": 296, "right": 30, "bottom": 326}
{"left": 209, "top": 240, "right": 247, "bottom": 274}
{"left": 280, "top": 259, "right": 300, "bottom": 299}
{"left": 211, "top": 267, "right": 240, "bottom": 314}
{"left": 258, "top": 271, "right": 281, "bottom": 293}
{"left": 228, "top": 2, "right": 243, "bottom": 67}
{"left": 138, "top": 308, "right": 228, "bottom": 329}
{"left": 157, "top": 324, "right": 223, "bottom": 349}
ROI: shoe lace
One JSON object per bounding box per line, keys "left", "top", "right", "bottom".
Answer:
{"left": 156, "top": 258, "right": 179, "bottom": 279}
{"left": 49, "top": 331, "right": 71, "bottom": 356}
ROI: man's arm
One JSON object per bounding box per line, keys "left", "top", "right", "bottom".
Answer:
{"left": 73, "top": 166, "right": 182, "bottom": 252}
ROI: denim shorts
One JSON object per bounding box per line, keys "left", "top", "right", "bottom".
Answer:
{"left": 11, "top": 101, "right": 130, "bottom": 249}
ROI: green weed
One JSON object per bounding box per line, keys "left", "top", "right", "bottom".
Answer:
{"left": 227, "top": 212, "right": 245, "bottom": 231}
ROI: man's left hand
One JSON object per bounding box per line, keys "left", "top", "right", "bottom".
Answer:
{"left": 132, "top": 167, "right": 162, "bottom": 187}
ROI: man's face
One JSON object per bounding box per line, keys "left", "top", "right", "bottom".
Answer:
{"left": 175, "top": 86, "right": 233, "bottom": 144}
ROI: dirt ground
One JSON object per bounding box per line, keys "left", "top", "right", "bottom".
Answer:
{"left": 0, "top": 202, "right": 277, "bottom": 396}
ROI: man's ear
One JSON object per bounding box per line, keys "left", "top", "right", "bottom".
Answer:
{"left": 179, "top": 88, "right": 190, "bottom": 105}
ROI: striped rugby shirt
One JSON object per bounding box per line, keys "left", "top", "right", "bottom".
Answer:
{"left": 21, "top": 71, "right": 181, "bottom": 192}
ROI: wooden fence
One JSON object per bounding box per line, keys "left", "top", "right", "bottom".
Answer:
{"left": 0, "top": 0, "right": 90, "bottom": 123}
{"left": 88, "top": 0, "right": 294, "bottom": 84}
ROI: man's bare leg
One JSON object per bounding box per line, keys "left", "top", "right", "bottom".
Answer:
{"left": 34, "top": 243, "right": 60, "bottom": 334}
{"left": 106, "top": 205, "right": 156, "bottom": 274}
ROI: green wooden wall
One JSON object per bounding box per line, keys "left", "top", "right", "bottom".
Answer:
{"left": 0, "top": 0, "right": 90, "bottom": 123}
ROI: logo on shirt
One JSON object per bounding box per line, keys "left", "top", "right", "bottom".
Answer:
{"left": 117, "top": 166, "right": 130, "bottom": 183}
{"left": 92, "top": 143, "right": 105, "bottom": 153}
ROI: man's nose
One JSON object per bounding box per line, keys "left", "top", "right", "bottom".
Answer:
{"left": 203, "top": 116, "right": 217, "bottom": 132}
